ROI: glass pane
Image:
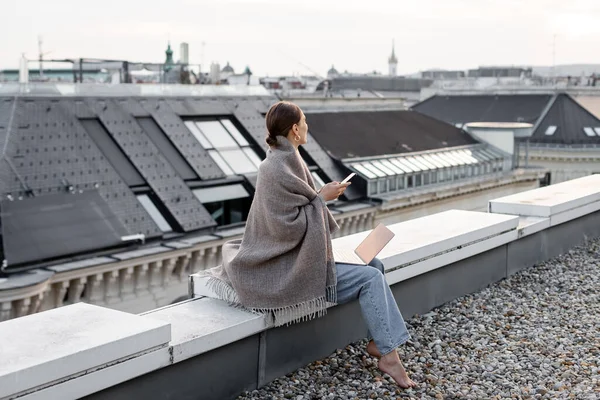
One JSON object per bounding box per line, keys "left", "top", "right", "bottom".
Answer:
{"left": 415, "top": 174, "right": 422, "bottom": 186}
{"left": 444, "top": 152, "right": 465, "bottom": 165}
{"left": 429, "top": 154, "right": 452, "bottom": 167}
{"left": 396, "top": 158, "right": 421, "bottom": 172}
{"left": 389, "top": 177, "right": 397, "bottom": 191}
{"left": 414, "top": 155, "right": 436, "bottom": 170}
{"left": 460, "top": 150, "right": 479, "bottom": 164}
{"left": 185, "top": 121, "right": 212, "bottom": 149}
{"left": 243, "top": 147, "right": 262, "bottom": 168}
{"left": 362, "top": 163, "right": 388, "bottom": 178}
{"left": 389, "top": 159, "right": 413, "bottom": 173}
{"left": 437, "top": 153, "right": 460, "bottom": 167}
{"left": 545, "top": 126, "right": 557, "bottom": 136}
{"left": 137, "top": 194, "right": 172, "bottom": 232}
{"left": 379, "top": 159, "right": 404, "bottom": 174}
{"left": 221, "top": 119, "right": 249, "bottom": 146}
{"left": 584, "top": 127, "right": 595, "bottom": 137}
{"left": 193, "top": 184, "right": 249, "bottom": 203}
{"left": 219, "top": 149, "right": 257, "bottom": 174}
{"left": 353, "top": 163, "right": 377, "bottom": 179}
{"left": 421, "top": 154, "right": 444, "bottom": 168}
{"left": 311, "top": 172, "right": 326, "bottom": 189}
{"left": 594, "top": 128, "right": 600, "bottom": 136}
{"left": 197, "top": 121, "right": 238, "bottom": 149}
{"left": 479, "top": 149, "right": 498, "bottom": 160}
{"left": 368, "top": 181, "right": 378, "bottom": 195}
{"left": 371, "top": 161, "right": 395, "bottom": 176}
{"left": 208, "top": 150, "right": 234, "bottom": 175}
{"left": 378, "top": 180, "right": 388, "bottom": 193}
{"left": 410, "top": 156, "right": 431, "bottom": 170}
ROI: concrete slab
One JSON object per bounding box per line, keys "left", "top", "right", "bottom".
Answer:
{"left": 83, "top": 335, "right": 260, "bottom": 400}
{"left": 489, "top": 174, "right": 600, "bottom": 217}
{"left": 111, "top": 246, "right": 172, "bottom": 260}
{"left": 517, "top": 216, "right": 550, "bottom": 238}
{"left": 0, "top": 269, "right": 53, "bottom": 291}
{"left": 550, "top": 200, "right": 600, "bottom": 227}
{"left": 386, "top": 229, "right": 517, "bottom": 285}
{"left": 163, "top": 241, "right": 193, "bottom": 250}
{"left": 333, "top": 209, "right": 518, "bottom": 271}
{"left": 0, "top": 303, "right": 170, "bottom": 399}
{"left": 181, "top": 235, "right": 220, "bottom": 245}
{"left": 214, "top": 226, "right": 246, "bottom": 238}
{"left": 19, "top": 347, "right": 171, "bottom": 400}
{"left": 141, "top": 297, "right": 266, "bottom": 363}
{"left": 46, "top": 257, "right": 115, "bottom": 273}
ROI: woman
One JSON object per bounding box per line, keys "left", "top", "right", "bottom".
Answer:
{"left": 200, "top": 101, "right": 417, "bottom": 388}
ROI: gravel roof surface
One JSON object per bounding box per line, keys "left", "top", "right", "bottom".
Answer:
{"left": 238, "top": 237, "right": 600, "bottom": 399}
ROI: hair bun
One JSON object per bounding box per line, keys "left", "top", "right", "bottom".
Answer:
{"left": 266, "top": 135, "right": 278, "bottom": 146}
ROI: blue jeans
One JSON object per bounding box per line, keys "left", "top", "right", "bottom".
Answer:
{"left": 335, "top": 258, "right": 411, "bottom": 356}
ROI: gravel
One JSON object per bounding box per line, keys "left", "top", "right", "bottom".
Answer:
{"left": 238, "top": 238, "right": 600, "bottom": 399}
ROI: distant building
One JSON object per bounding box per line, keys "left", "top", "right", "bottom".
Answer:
{"left": 421, "top": 70, "right": 466, "bottom": 79}
{"left": 388, "top": 40, "right": 398, "bottom": 76}
{"left": 179, "top": 43, "right": 189, "bottom": 64}
{"left": 327, "top": 65, "right": 339, "bottom": 78}
{"left": 413, "top": 92, "right": 600, "bottom": 183}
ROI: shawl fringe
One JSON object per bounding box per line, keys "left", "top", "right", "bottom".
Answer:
{"left": 204, "top": 276, "right": 338, "bottom": 327}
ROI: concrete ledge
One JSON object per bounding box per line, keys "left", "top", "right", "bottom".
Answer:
{"left": 3, "top": 176, "right": 600, "bottom": 400}
{"left": 0, "top": 303, "right": 171, "bottom": 400}
{"left": 140, "top": 297, "right": 266, "bottom": 364}
{"left": 489, "top": 174, "right": 600, "bottom": 218}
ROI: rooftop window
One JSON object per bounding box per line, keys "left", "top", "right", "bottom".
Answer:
{"left": 193, "top": 184, "right": 251, "bottom": 227}
{"left": 544, "top": 126, "right": 557, "bottom": 136}
{"left": 184, "top": 119, "right": 262, "bottom": 175}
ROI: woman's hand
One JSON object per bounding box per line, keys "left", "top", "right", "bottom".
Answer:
{"left": 318, "top": 181, "right": 351, "bottom": 202}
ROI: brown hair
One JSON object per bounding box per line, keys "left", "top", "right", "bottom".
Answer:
{"left": 265, "top": 101, "right": 302, "bottom": 146}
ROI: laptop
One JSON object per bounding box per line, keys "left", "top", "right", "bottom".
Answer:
{"left": 332, "top": 224, "right": 395, "bottom": 265}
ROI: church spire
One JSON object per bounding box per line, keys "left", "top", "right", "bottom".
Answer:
{"left": 388, "top": 39, "right": 398, "bottom": 64}
{"left": 388, "top": 39, "right": 398, "bottom": 76}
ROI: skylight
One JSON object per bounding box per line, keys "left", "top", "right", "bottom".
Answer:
{"left": 544, "top": 126, "right": 557, "bottom": 136}
{"left": 583, "top": 127, "right": 596, "bottom": 137}
{"left": 185, "top": 118, "right": 262, "bottom": 175}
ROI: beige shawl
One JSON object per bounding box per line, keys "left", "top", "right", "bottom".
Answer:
{"left": 199, "top": 136, "right": 339, "bottom": 326}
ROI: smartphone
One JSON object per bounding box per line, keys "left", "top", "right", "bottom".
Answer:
{"left": 341, "top": 173, "right": 356, "bottom": 184}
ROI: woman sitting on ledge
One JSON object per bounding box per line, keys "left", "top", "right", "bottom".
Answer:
{"left": 200, "top": 101, "right": 417, "bottom": 388}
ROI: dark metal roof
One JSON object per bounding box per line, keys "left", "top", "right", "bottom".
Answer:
{"left": 412, "top": 93, "right": 600, "bottom": 145}
{"left": 0, "top": 91, "right": 354, "bottom": 268}
{"left": 530, "top": 94, "right": 600, "bottom": 144}
{"left": 306, "top": 110, "right": 478, "bottom": 159}
{"left": 412, "top": 94, "right": 552, "bottom": 125}
{"left": 317, "top": 77, "right": 433, "bottom": 92}
{"left": 1, "top": 191, "right": 128, "bottom": 266}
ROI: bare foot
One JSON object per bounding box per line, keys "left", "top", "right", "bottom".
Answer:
{"left": 378, "top": 350, "right": 418, "bottom": 389}
{"left": 366, "top": 340, "right": 382, "bottom": 358}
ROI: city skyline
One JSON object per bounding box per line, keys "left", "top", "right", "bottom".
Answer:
{"left": 3, "top": 0, "right": 600, "bottom": 77}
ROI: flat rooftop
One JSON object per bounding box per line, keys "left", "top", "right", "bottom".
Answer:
{"left": 237, "top": 237, "right": 600, "bottom": 399}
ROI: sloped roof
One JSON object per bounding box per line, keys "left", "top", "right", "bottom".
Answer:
{"left": 531, "top": 94, "right": 600, "bottom": 144}
{"left": 306, "top": 110, "right": 478, "bottom": 159}
{"left": 412, "top": 94, "right": 552, "bottom": 125}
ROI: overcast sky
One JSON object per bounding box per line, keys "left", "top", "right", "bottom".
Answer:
{"left": 2, "top": 0, "right": 600, "bottom": 77}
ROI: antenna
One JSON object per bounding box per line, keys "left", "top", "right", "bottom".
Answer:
{"left": 38, "top": 35, "right": 44, "bottom": 79}
{"left": 37, "top": 35, "right": 52, "bottom": 80}
{"left": 552, "top": 34, "right": 557, "bottom": 86}
{"left": 201, "top": 41, "right": 206, "bottom": 72}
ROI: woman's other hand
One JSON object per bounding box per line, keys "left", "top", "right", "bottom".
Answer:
{"left": 318, "top": 181, "right": 351, "bottom": 202}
